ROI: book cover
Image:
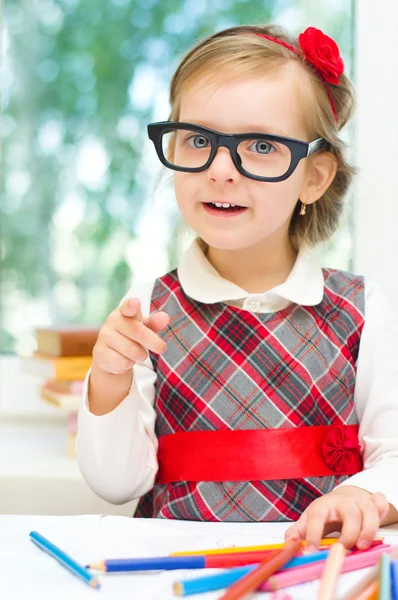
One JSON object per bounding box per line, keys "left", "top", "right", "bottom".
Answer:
{"left": 44, "top": 379, "right": 85, "bottom": 395}
{"left": 35, "top": 326, "right": 100, "bottom": 357}
{"left": 21, "top": 353, "right": 92, "bottom": 381}
{"left": 40, "top": 383, "right": 82, "bottom": 412}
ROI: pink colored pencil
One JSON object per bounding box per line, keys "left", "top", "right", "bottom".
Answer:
{"left": 260, "top": 544, "right": 396, "bottom": 591}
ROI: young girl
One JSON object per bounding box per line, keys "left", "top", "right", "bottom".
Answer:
{"left": 77, "top": 24, "right": 398, "bottom": 552}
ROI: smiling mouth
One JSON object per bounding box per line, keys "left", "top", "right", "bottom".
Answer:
{"left": 202, "top": 202, "right": 248, "bottom": 215}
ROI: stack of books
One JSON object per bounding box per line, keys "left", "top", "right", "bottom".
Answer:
{"left": 21, "top": 326, "right": 100, "bottom": 457}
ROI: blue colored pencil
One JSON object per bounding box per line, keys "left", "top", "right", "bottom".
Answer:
{"left": 379, "top": 553, "right": 391, "bottom": 600}
{"left": 391, "top": 560, "right": 398, "bottom": 600}
{"left": 286, "top": 550, "right": 329, "bottom": 569}
{"left": 173, "top": 550, "right": 330, "bottom": 596}
{"left": 89, "top": 555, "right": 211, "bottom": 572}
{"left": 29, "top": 531, "right": 100, "bottom": 589}
{"left": 173, "top": 565, "right": 256, "bottom": 596}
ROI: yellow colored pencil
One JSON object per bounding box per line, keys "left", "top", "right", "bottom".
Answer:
{"left": 316, "top": 542, "right": 346, "bottom": 600}
{"left": 171, "top": 537, "right": 379, "bottom": 557}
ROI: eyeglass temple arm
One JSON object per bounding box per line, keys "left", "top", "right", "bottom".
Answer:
{"left": 306, "top": 138, "right": 327, "bottom": 156}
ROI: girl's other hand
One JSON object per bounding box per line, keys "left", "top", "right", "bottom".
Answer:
{"left": 284, "top": 487, "right": 389, "bottom": 551}
{"left": 92, "top": 297, "right": 170, "bottom": 376}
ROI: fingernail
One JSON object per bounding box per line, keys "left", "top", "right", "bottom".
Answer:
{"left": 358, "top": 539, "right": 370, "bottom": 549}
{"left": 306, "top": 543, "right": 316, "bottom": 552}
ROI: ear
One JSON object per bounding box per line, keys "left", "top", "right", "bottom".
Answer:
{"left": 302, "top": 151, "right": 338, "bottom": 204}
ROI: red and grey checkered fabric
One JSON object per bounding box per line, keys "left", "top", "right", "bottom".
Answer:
{"left": 135, "top": 268, "right": 365, "bottom": 521}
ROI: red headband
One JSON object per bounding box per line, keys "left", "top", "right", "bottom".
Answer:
{"left": 255, "top": 27, "right": 344, "bottom": 123}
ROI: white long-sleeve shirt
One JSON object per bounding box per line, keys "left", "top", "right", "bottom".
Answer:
{"left": 77, "top": 239, "right": 398, "bottom": 509}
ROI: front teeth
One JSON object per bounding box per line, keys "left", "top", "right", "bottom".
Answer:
{"left": 214, "top": 203, "right": 236, "bottom": 208}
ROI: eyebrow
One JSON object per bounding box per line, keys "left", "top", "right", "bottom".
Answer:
{"left": 179, "top": 119, "right": 291, "bottom": 138}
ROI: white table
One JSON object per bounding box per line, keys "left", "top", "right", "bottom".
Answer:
{"left": 1, "top": 515, "right": 398, "bottom": 600}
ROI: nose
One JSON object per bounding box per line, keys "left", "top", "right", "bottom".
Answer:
{"left": 207, "top": 146, "right": 241, "bottom": 184}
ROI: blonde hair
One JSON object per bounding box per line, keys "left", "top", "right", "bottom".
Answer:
{"left": 167, "top": 24, "right": 356, "bottom": 250}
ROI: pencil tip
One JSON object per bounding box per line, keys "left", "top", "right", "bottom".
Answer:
{"left": 87, "top": 561, "right": 106, "bottom": 572}
{"left": 173, "top": 582, "right": 182, "bottom": 596}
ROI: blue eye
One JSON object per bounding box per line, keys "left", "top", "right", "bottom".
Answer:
{"left": 187, "top": 135, "right": 210, "bottom": 149}
{"left": 249, "top": 140, "right": 274, "bottom": 154}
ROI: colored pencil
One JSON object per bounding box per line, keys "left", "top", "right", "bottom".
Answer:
{"left": 171, "top": 537, "right": 351, "bottom": 556}
{"left": 173, "top": 549, "right": 330, "bottom": 597}
{"left": 367, "top": 583, "right": 379, "bottom": 600}
{"left": 342, "top": 548, "right": 398, "bottom": 600}
{"left": 173, "top": 565, "right": 257, "bottom": 597}
{"left": 87, "top": 550, "right": 280, "bottom": 572}
{"left": 378, "top": 553, "right": 391, "bottom": 600}
{"left": 350, "top": 540, "right": 384, "bottom": 553}
{"left": 217, "top": 539, "right": 302, "bottom": 600}
{"left": 353, "top": 580, "right": 379, "bottom": 600}
{"left": 341, "top": 565, "right": 379, "bottom": 600}
{"left": 391, "top": 560, "right": 398, "bottom": 600}
{"left": 316, "top": 542, "right": 346, "bottom": 600}
{"left": 89, "top": 556, "right": 208, "bottom": 572}
{"left": 29, "top": 531, "right": 100, "bottom": 589}
{"left": 206, "top": 549, "right": 279, "bottom": 568}
{"left": 260, "top": 544, "right": 396, "bottom": 591}
{"left": 358, "top": 580, "right": 379, "bottom": 600}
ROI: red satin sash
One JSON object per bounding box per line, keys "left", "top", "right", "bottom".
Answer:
{"left": 157, "top": 424, "right": 363, "bottom": 484}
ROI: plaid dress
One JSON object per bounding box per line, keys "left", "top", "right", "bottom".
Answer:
{"left": 135, "top": 268, "right": 365, "bottom": 521}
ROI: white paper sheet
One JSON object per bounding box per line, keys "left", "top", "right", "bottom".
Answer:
{"left": 1, "top": 515, "right": 397, "bottom": 600}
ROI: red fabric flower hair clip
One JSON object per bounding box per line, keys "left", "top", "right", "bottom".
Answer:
{"left": 298, "top": 27, "right": 344, "bottom": 85}
{"left": 256, "top": 27, "right": 345, "bottom": 123}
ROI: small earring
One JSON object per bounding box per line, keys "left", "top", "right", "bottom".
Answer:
{"left": 299, "top": 201, "right": 307, "bottom": 216}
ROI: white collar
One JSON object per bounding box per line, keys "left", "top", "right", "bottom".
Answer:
{"left": 177, "top": 238, "right": 324, "bottom": 307}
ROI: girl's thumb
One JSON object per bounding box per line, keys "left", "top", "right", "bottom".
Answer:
{"left": 120, "top": 297, "right": 143, "bottom": 320}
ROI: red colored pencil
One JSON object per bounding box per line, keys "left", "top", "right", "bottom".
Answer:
{"left": 218, "top": 539, "right": 302, "bottom": 600}
{"left": 349, "top": 540, "right": 384, "bottom": 553}
{"left": 205, "top": 550, "right": 280, "bottom": 568}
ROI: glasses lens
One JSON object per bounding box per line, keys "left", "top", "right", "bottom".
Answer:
{"left": 237, "top": 138, "right": 291, "bottom": 178}
{"left": 161, "top": 129, "right": 212, "bottom": 169}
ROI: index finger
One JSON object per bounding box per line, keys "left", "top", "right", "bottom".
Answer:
{"left": 118, "top": 319, "right": 167, "bottom": 355}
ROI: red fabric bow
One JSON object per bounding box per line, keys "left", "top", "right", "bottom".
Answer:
{"left": 321, "top": 425, "right": 363, "bottom": 475}
{"left": 298, "top": 27, "right": 344, "bottom": 85}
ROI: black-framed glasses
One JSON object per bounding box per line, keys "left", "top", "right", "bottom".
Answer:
{"left": 147, "top": 121, "right": 327, "bottom": 183}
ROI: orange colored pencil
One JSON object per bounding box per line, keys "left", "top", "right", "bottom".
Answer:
{"left": 340, "top": 565, "right": 378, "bottom": 600}
{"left": 316, "top": 543, "right": 346, "bottom": 600}
{"left": 353, "top": 580, "right": 379, "bottom": 600}
{"left": 217, "top": 539, "right": 302, "bottom": 600}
